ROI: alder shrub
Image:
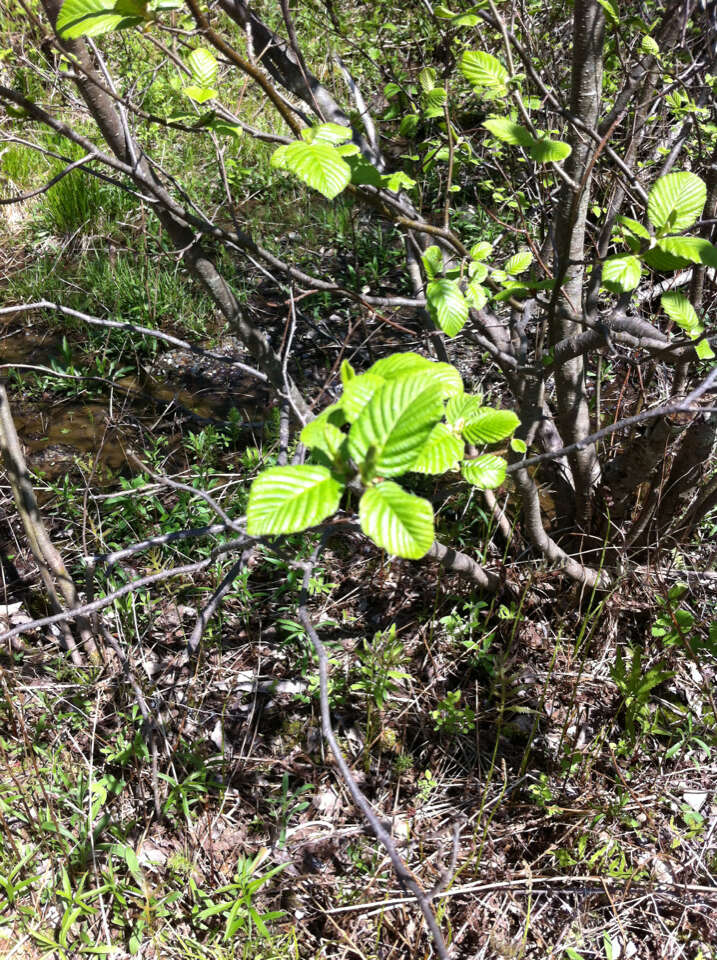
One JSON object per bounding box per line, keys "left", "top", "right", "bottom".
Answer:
{"left": 2, "top": 0, "right": 716, "bottom": 589}
{"left": 247, "top": 352, "right": 520, "bottom": 557}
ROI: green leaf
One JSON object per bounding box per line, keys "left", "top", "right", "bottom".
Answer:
{"left": 642, "top": 245, "right": 691, "bottom": 272}
{"left": 596, "top": 0, "right": 618, "bottom": 24}
{"left": 411, "top": 422, "right": 464, "bottom": 474}
{"left": 694, "top": 335, "right": 715, "bottom": 359}
{"left": 246, "top": 465, "right": 344, "bottom": 536}
{"left": 505, "top": 250, "right": 533, "bottom": 275}
{"left": 424, "top": 87, "right": 447, "bottom": 117}
{"left": 359, "top": 482, "right": 434, "bottom": 558}
{"left": 346, "top": 153, "right": 382, "bottom": 187}
{"left": 461, "top": 454, "right": 507, "bottom": 489}
{"left": 348, "top": 375, "right": 445, "bottom": 479}
{"left": 470, "top": 241, "right": 493, "bottom": 261}
{"left": 56, "top": 0, "right": 146, "bottom": 37}
{"left": 183, "top": 86, "right": 217, "bottom": 104}
{"left": 300, "top": 405, "right": 346, "bottom": 464}
{"left": 187, "top": 47, "right": 218, "bottom": 88}
{"left": 270, "top": 141, "right": 350, "bottom": 200}
{"left": 366, "top": 354, "right": 463, "bottom": 398}
{"left": 511, "top": 437, "right": 527, "bottom": 453}
{"left": 446, "top": 392, "right": 483, "bottom": 426}
{"left": 656, "top": 236, "right": 717, "bottom": 268}
{"left": 462, "top": 407, "right": 520, "bottom": 444}
{"left": 482, "top": 118, "right": 534, "bottom": 146}
{"left": 426, "top": 278, "right": 469, "bottom": 337}
{"left": 461, "top": 51, "right": 509, "bottom": 93}
{"left": 342, "top": 373, "right": 384, "bottom": 422}
{"left": 381, "top": 170, "right": 417, "bottom": 192}
{"left": 602, "top": 255, "right": 642, "bottom": 293}
{"left": 468, "top": 260, "right": 488, "bottom": 282}
{"left": 340, "top": 360, "right": 355, "bottom": 386}
{"left": 661, "top": 291, "right": 700, "bottom": 332}
{"left": 647, "top": 172, "right": 706, "bottom": 234}
{"left": 422, "top": 245, "right": 443, "bottom": 280}
{"left": 641, "top": 35, "right": 659, "bottom": 57}
{"left": 419, "top": 67, "right": 437, "bottom": 92}
{"left": 465, "top": 278, "right": 488, "bottom": 309}
{"left": 301, "top": 122, "right": 353, "bottom": 145}
{"left": 528, "top": 138, "right": 572, "bottom": 163}
{"left": 617, "top": 216, "right": 650, "bottom": 239}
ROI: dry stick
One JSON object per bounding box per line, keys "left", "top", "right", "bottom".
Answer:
{"left": 188, "top": 548, "right": 253, "bottom": 655}
{"left": 296, "top": 543, "right": 450, "bottom": 960}
{"left": 0, "top": 385, "right": 96, "bottom": 663}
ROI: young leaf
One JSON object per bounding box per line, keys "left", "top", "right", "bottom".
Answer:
{"left": 411, "top": 422, "right": 464, "bottom": 474}
{"left": 366, "top": 354, "right": 462, "bottom": 398}
{"left": 246, "top": 465, "right": 343, "bottom": 536}
{"left": 422, "top": 245, "right": 443, "bottom": 280}
{"left": 462, "top": 408, "right": 520, "bottom": 444}
{"left": 56, "top": 0, "right": 146, "bottom": 38}
{"left": 482, "top": 118, "right": 534, "bottom": 146}
{"left": 641, "top": 35, "right": 660, "bottom": 57}
{"left": 348, "top": 375, "right": 445, "bottom": 479}
{"left": 461, "top": 51, "right": 509, "bottom": 93}
{"left": 602, "top": 255, "right": 642, "bottom": 293}
{"left": 183, "top": 86, "right": 217, "bottom": 104}
{"left": 301, "top": 123, "right": 353, "bottom": 145}
{"left": 661, "top": 291, "right": 700, "bottom": 332}
{"left": 647, "top": 172, "right": 706, "bottom": 234}
{"left": 528, "top": 138, "right": 572, "bottom": 163}
{"left": 270, "top": 142, "right": 350, "bottom": 200}
{"left": 446, "top": 392, "right": 483, "bottom": 426}
{"left": 617, "top": 216, "right": 650, "bottom": 239}
{"left": 461, "top": 454, "right": 507, "bottom": 489}
{"left": 359, "top": 482, "right": 434, "bottom": 558}
{"left": 505, "top": 250, "right": 533, "bottom": 275}
{"left": 187, "top": 48, "right": 218, "bottom": 88}
{"left": 340, "top": 359, "right": 355, "bottom": 386}
{"left": 470, "top": 241, "right": 493, "bottom": 260}
{"left": 300, "top": 405, "right": 346, "bottom": 464}
{"left": 381, "top": 170, "right": 417, "bottom": 192}
{"left": 465, "top": 278, "right": 488, "bottom": 310}
{"left": 342, "top": 373, "right": 384, "bottom": 422}
{"left": 426, "top": 278, "right": 469, "bottom": 337}
{"left": 656, "top": 236, "right": 717, "bottom": 268}
{"left": 468, "top": 260, "right": 488, "bottom": 282}
{"left": 596, "top": 0, "right": 619, "bottom": 24}
{"left": 418, "top": 67, "right": 437, "bottom": 92}
{"left": 511, "top": 437, "right": 527, "bottom": 453}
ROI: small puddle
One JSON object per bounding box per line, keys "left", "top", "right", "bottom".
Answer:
{"left": 1, "top": 315, "right": 271, "bottom": 482}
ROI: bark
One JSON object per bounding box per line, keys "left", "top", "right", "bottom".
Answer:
{"left": 551, "top": 0, "right": 605, "bottom": 506}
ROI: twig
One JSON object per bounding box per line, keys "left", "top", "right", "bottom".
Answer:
{"left": 297, "top": 539, "right": 450, "bottom": 959}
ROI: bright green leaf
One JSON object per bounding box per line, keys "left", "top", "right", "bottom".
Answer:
{"left": 661, "top": 291, "right": 700, "bottom": 331}
{"left": 602, "top": 255, "right": 642, "bottom": 293}
{"left": 411, "top": 422, "right": 464, "bottom": 474}
{"left": 617, "top": 215, "right": 650, "bottom": 239}
{"left": 505, "top": 250, "right": 533, "bottom": 275}
{"left": 419, "top": 67, "right": 436, "bottom": 92}
{"left": 342, "top": 373, "right": 385, "bottom": 422}
{"left": 647, "top": 172, "right": 706, "bottom": 234}
{"left": 465, "top": 277, "right": 488, "bottom": 309}
{"left": 381, "top": 170, "right": 417, "bottom": 192}
{"left": 56, "top": 0, "right": 146, "bottom": 38}
{"left": 446, "top": 392, "right": 483, "bottom": 426}
{"left": 187, "top": 47, "right": 218, "bottom": 88}
{"left": 359, "top": 482, "right": 434, "bottom": 558}
{"left": 426, "top": 278, "right": 469, "bottom": 337}
{"left": 301, "top": 122, "right": 353, "bottom": 145}
{"left": 482, "top": 117, "right": 534, "bottom": 146}
{"left": 641, "top": 35, "right": 659, "bottom": 57}
{"left": 246, "top": 465, "right": 343, "bottom": 536}
{"left": 270, "top": 141, "right": 350, "bottom": 200}
{"left": 471, "top": 241, "right": 493, "bottom": 261}
{"left": 422, "top": 245, "right": 443, "bottom": 280}
{"left": 348, "top": 375, "right": 445, "bottom": 479}
{"left": 528, "top": 138, "right": 572, "bottom": 163}
{"left": 596, "top": 0, "right": 618, "bottom": 24}
{"left": 468, "top": 260, "right": 488, "bottom": 281}
{"left": 183, "top": 86, "right": 217, "bottom": 104}
{"left": 656, "top": 236, "right": 717, "bottom": 267}
{"left": 511, "top": 436, "right": 527, "bottom": 453}
{"left": 462, "top": 407, "right": 520, "bottom": 444}
{"left": 461, "top": 51, "right": 509, "bottom": 92}
{"left": 461, "top": 454, "right": 507, "bottom": 489}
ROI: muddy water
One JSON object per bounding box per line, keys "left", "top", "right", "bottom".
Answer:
{"left": 0, "top": 318, "right": 271, "bottom": 481}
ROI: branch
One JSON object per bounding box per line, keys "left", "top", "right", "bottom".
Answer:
{"left": 297, "top": 542, "right": 449, "bottom": 960}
